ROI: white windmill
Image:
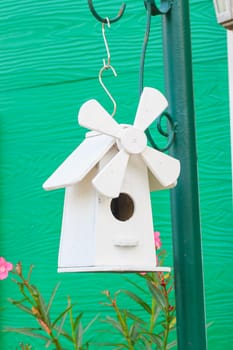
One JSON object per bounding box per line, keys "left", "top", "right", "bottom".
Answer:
{"left": 43, "top": 87, "right": 180, "bottom": 272}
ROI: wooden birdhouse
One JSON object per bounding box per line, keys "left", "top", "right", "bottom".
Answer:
{"left": 43, "top": 87, "right": 180, "bottom": 272}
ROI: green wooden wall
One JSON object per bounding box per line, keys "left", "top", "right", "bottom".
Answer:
{"left": 0, "top": 0, "right": 232, "bottom": 348}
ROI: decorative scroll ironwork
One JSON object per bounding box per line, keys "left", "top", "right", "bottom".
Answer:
{"left": 146, "top": 112, "right": 177, "bottom": 152}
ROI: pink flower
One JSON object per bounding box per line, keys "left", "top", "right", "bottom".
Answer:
{"left": 0, "top": 257, "right": 13, "bottom": 280}
{"left": 154, "top": 231, "right": 162, "bottom": 250}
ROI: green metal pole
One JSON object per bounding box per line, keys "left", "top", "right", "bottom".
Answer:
{"left": 162, "top": 1, "right": 207, "bottom": 349}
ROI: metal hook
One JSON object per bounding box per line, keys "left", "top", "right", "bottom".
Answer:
{"left": 102, "top": 18, "right": 111, "bottom": 66}
{"left": 98, "top": 19, "right": 117, "bottom": 117}
{"left": 88, "top": 0, "right": 126, "bottom": 24}
{"left": 144, "top": 0, "right": 172, "bottom": 16}
{"left": 99, "top": 65, "right": 117, "bottom": 117}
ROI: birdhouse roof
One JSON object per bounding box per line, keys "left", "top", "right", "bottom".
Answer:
{"left": 43, "top": 133, "right": 115, "bottom": 191}
{"left": 43, "top": 130, "right": 179, "bottom": 193}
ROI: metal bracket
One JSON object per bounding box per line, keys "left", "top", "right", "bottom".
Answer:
{"left": 146, "top": 112, "right": 177, "bottom": 152}
{"left": 141, "top": 0, "right": 175, "bottom": 151}
{"left": 144, "top": 0, "right": 172, "bottom": 16}
{"left": 88, "top": 0, "right": 126, "bottom": 23}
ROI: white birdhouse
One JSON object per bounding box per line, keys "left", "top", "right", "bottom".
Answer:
{"left": 43, "top": 87, "right": 180, "bottom": 272}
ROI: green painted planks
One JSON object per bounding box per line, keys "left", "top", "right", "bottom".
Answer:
{"left": 0, "top": 0, "right": 232, "bottom": 349}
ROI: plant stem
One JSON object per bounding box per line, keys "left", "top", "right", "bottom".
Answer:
{"left": 14, "top": 265, "right": 64, "bottom": 350}
{"left": 106, "top": 293, "right": 134, "bottom": 350}
{"left": 114, "top": 306, "right": 134, "bottom": 349}
{"left": 68, "top": 298, "right": 79, "bottom": 350}
{"left": 150, "top": 298, "right": 156, "bottom": 333}
{"left": 162, "top": 284, "right": 170, "bottom": 350}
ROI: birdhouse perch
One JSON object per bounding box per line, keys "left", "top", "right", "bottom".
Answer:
{"left": 43, "top": 87, "right": 180, "bottom": 272}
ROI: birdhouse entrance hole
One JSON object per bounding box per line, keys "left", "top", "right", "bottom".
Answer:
{"left": 110, "top": 193, "right": 134, "bottom": 221}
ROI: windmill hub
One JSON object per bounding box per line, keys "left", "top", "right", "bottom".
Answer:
{"left": 119, "top": 126, "right": 147, "bottom": 154}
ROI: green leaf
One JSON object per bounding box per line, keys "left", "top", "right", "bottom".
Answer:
{"left": 129, "top": 323, "right": 140, "bottom": 342}
{"left": 19, "top": 343, "right": 33, "bottom": 350}
{"left": 151, "top": 307, "right": 162, "bottom": 332}
{"left": 17, "top": 282, "right": 26, "bottom": 294}
{"left": 138, "top": 335, "right": 150, "bottom": 348}
{"left": 124, "top": 310, "right": 147, "bottom": 325}
{"left": 74, "top": 312, "right": 83, "bottom": 330}
{"left": 167, "top": 339, "right": 177, "bottom": 349}
{"left": 8, "top": 299, "right": 34, "bottom": 315}
{"left": 46, "top": 282, "right": 61, "bottom": 315}
{"left": 147, "top": 281, "right": 166, "bottom": 309}
{"left": 142, "top": 338, "right": 154, "bottom": 350}
{"left": 95, "top": 342, "right": 127, "bottom": 348}
{"left": 51, "top": 305, "right": 73, "bottom": 328}
{"left": 29, "top": 284, "right": 40, "bottom": 298}
{"left": 139, "top": 334, "right": 159, "bottom": 349}
{"left": 4, "top": 327, "right": 50, "bottom": 342}
{"left": 124, "top": 278, "right": 148, "bottom": 295}
{"left": 53, "top": 327, "right": 73, "bottom": 342}
{"left": 94, "top": 328, "right": 119, "bottom": 337}
{"left": 82, "top": 314, "right": 99, "bottom": 334}
{"left": 76, "top": 321, "right": 83, "bottom": 347}
{"left": 103, "top": 316, "right": 124, "bottom": 334}
{"left": 206, "top": 321, "right": 214, "bottom": 329}
{"left": 54, "top": 308, "right": 68, "bottom": 339}
{"left": 120, "top": 290, "right": 152, "bottom": 314}
{"left": 3, "top": 327, "right": 40, "bottom": 333}
{"left": 36, "top": 289, "right": 50, "bottom": 325}
{"left": 27, "top": 264, "right": 34, "bottom": 283}
{"left": 169, "top": 315, "right": 176, "bottom": 330}
{"left": 140, "top": 332, "right": 163, "bottom": 348}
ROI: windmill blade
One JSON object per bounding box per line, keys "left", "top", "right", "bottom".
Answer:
{"left": 148, "top": 169, "right": 177, "bottom": 192}
{"left": 92, "top": 149, "right": 129, "bottom": 198}
{"left": 134, "top": 87, "right": 168, "bottom": 131}
{"left": 78, "top": 99, "right": 122, "bottom": 138}
{"left": 141, "top": 146, "right": 180, "bottom": 187}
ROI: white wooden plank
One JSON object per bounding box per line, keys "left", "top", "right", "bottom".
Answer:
{"left": 58, "top": 266, "right": 171, "bottom": 272}
{"left": 43, "top": 134, "right": 115, "bottom": 190}
{"left": 142, "top": 146, "right": 180, "bottom": 187}
{"left": 78, "top": 99, "right": 122, "bottom": 137}
{"left": 92, "top": 149, "right": 129, "bottom": 197}
{"left": 134, "top": 87, "right": 168, "bottom": 131}
{"left": 148, "top": 169, "right": 177, "bottom": 192}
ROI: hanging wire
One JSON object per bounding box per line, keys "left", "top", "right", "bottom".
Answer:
{"left": 102, "top": 18, "right": 111, "bottom": 66}
{"left": 140, "top": 1, "right": 176, "bottom": 152}
{"left": 139, "top": 3, "right": 152, "bottom": 96}
{"left": 98, "top": 19, "right": 118, "bottom": 117}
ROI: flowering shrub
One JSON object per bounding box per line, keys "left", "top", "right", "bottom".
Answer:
{"left": 1, "top": 233, "right": 176, "bottom": 349}
{"left": 0, "top": 257, "right": 13, "bottom": 280}
{"left": 154, "top": 231, "right": 162, "bottom": 250}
